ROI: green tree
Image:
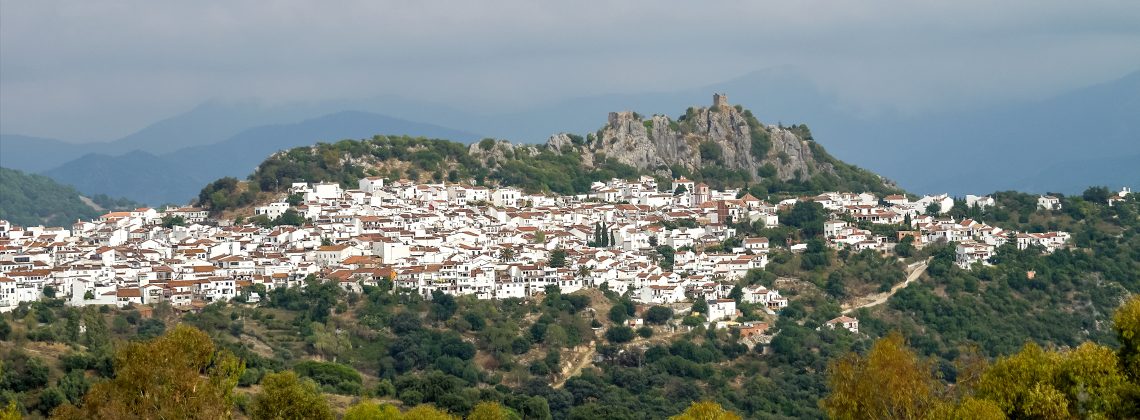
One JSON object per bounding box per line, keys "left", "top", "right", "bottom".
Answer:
{"left": 822, "top": 332, "right": 939, "bottom": 420}
{"left": 344, "top": 400, "right": 400, "bottom": 420}
{"left": 468, "top": 401, "right": 518, "bottom": 420}
{"left": 430, "top": 290, "right": 458, "bottom": 322}
{"left": 276, "top": 209, "right": 305, "bottom": 226}
{"left": 51, "top": 325, "right": 244, "bottom": 420}
{"left": 925, "top": 202, "right": 941, "bottom": 216}
{"left": 548, "top": 248, "right": 567, "bottom": 268}
{"left": 783, "top": 201, "right": 827, "bottom": 238}
{"left": 1114, "top": 295, "right": 1140, "bottom": 381}
{"left": 606, "top": 326, "right": 635, "bottom": 343}
{"left": 670, "top": 401, "right": 742, "bottom": 420}
{"left": 825, "top": 271, "right": 846, "bottom": 299}
{"left": 637, "top": 326, "right": 653, "bottom": 338}
{"left": 977, "top": 341, "right": 1133, "bottom": 418}
{"left": 925, "top": 398, "right": 1006, "bottom": 420}
{"left": 646, "top": 306, "right": 673, "bottom": 325}
{"left": 1, "top": 401, "right": 19, "bottom": 420}
{"left": 609, "top": 304, "right": 629, "bottom": 324}
{"left": 656, "top": 245, "right": 676, "bottom": 270}
{"left": 250, "top": 371, "right": 333, "bottom": 420}
{"left": 402, "top": 404, "right": 457, "bottom": 419}
{"left": 161, "top": 215, "right": 186, "bottom": 228}
{"left": 895, "top": 235, "right": 916, "bottom": 258}
{"left": 499, "top": 247, "right": 515, "bottom": 262}
{"left": 692, "top": 298, "right": 709, "bottom": 317}
{"left": 1082, "top": 186, "right": 1112, "bottom": 204}
{"left": 699, "top": 142, "right": 724, "bottom": 164}
{"left": 801, "top": 239, "right": 831, "bottom": 270}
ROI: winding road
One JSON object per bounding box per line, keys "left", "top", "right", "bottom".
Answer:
{"left": 841, "top": 258, "right": 930, "bottom": 315}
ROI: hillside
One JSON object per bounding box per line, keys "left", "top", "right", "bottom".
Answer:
{"left": 42, "top": 151, "right": 200, "bottom": 207}
{"left": 39, "top": 111, "right": 480, "bottom": 205}
{"left": 199, "top": 97, "right": 898, "bottom": 213}
{"left": 540, "top": 95, "right": 897, "bottom": 195}
{"left": 0, "top": 167, "right": 140, "bottom": 227}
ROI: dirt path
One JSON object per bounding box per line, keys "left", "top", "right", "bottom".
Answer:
{"left": 552, "top": 322, "right": 691, "bottom": 388}
{"left": 79, "top": 195, "right": 105, "bottom": 212}
{"left": 841, "top": 258, "right": 930, "bottom": 314}
{"left": 553, "top": 342, "right": 596, "bottom": 389}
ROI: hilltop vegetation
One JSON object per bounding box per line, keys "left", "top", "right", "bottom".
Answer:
{"left": 0, "top": 167, "right": 140, "bottom": 227}
{"left": 197, "top": 102, "right": 898, "bottom": 214}
{"left": 199, "top": 134, "right": 642, "bottom": 213}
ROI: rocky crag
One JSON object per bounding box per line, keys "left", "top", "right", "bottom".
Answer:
{"left": 544, "top": 94, "right": 836, "bottom": 183}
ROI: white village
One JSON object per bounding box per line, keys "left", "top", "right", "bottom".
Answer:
{"left": 1, "top": 176, "right": 1093, "bottom": 340}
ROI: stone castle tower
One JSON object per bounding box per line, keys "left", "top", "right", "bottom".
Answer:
{"left": 713, "top": 93, "right": 728, "bottom": 108}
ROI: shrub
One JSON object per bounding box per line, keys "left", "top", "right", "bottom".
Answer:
{"left": 606, "top": 326, "right": 635, "bottom": 343}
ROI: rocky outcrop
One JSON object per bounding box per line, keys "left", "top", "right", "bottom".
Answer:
{"left": 468, "top": 138, "right": 539, "bottom": 163}
{"left": 547, "top": 95, "right": 834, "bottom": 182}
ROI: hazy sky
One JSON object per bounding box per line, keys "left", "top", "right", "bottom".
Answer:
{"left": 2, "top": 0, "right": 1139, "bottom": 141}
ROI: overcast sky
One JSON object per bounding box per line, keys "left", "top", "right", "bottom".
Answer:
{"left": 2, "top": 0, "right": 1139, "bottom": 141}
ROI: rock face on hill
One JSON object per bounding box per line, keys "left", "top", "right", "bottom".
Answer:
{"left": 546, "top": 94, "right": 836, "bottom": 183}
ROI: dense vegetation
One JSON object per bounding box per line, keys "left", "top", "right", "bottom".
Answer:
{"left": 862, "top": 189, "right": 1140, "bottom": 362}
{"left": 824, "top": 296, "right": 1140, "bottom": 419}
{"left": 0, "top": 167, "right": 141, "bottom": 227}
{"left": 197, "top": 133, "right": 650, "bottom": 213}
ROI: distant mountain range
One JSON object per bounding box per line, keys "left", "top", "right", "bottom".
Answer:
{"left": 2, "top": 68, "right": 1135, "bottom": 204}
{"left": 4, "top": 111, "right": 477, "bottom": 205}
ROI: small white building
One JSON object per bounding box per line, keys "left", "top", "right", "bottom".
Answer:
{"left": 492, "top": 188, "right": 521, "bottom": 208}
{"left": 359, "top": 177, "right": 385, "bottom": 193}
{"left": 965, "top": 195, "right": 995, "bottom": 209}
{"left": 1037, "top": 195, "right": 1062, "bottom": 211}
{"left": 825, "top": 315, "right": 859, "bottom": 334}
{"left": 254, "top": 202, "right": 291, "bottom": 219}
{"left": 706, "top": 299, "right": 737, "bottom": 322}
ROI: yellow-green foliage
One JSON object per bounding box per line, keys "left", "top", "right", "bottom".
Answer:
{"left": 824, "top": 295, "right": 1140, "bottom": 419}
{"left": 343, "top": 400, "right": 401, "bottom": 420}
{"left": 670, "top": 401, "right": 743, "bottom": 420}
{"left": 1115, "top": 295, "right": 1140, "bottom": 380}
{"left": 51, "top": 324, "right": 244, "bottom": 420}
{"left": 821, "top": 332, "right": 938, "bottom": 420}
{"left": 250, "top": 371, "right": 334, "bottom": 420}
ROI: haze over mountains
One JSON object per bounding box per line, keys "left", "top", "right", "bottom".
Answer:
{"left": 2, "top": 111, "right": 477, "bottom": 205}
{"left": 2, "top": 67, "right": 1136, "bottom": 205}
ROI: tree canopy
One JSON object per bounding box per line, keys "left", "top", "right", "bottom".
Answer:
{"left": 51, "top": 324, "right": 244, "bottom": 420}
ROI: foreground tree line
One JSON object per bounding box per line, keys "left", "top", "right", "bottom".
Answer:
{"left": 823, "top": 295, "right": 1140, "bottom": 419}
{"left": 7, "top": 322, "right": 739, "bottom": 419}
{"left": 16, "top": 295, "right": 1137, "bottom": 419}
